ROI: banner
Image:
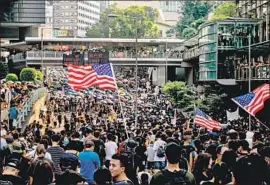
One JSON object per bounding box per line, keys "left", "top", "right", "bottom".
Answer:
{"left": 226, "top": 108, "right": 239, "bottom": 121}
{"left": 63, "top": 52, "right": 84, "bottom": 66}
{"left": 86, "top": 50, "right": 109, "bottom": 64}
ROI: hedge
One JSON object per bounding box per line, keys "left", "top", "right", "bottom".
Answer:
{"left": 36, "top": 70, "right": 43, "bottom": 81}
{"left": 20, "top": 68, "right": 37, "bottom": 81}
{"left": 5, "top": 73, "right": 18, "bottom": 82}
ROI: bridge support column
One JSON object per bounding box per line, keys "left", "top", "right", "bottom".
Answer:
{"left": 186, "top": 67, "right": 194, "bottom": 85}
{"left": 152, "top": 66, "right": 166, "bottom": 86}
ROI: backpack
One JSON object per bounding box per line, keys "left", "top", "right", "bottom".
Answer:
{"left": 161, "top": 169, "right": 188, "bottom": 185}
{"left": 157, "top": 145, "right": 165, "bottom": 158}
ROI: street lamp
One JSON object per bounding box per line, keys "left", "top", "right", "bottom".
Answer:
{"left": 41, "top": 27, "right": 60, "bottom": 84}
{"left": 108, "top": 14, "right": 140, "bottom": 129}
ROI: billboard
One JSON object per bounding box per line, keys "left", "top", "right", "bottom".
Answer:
{"left": 86, "top": 51, "right": 109, "bottom": 64}
{"left": 63, "top": 52, "right": 84, "bottom": 66}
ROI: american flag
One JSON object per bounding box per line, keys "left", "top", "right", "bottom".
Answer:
{"left": 194, "top": 107, "right": 221, "bottom": 131}
{"left": 68, "top": 63, "right": 117, "bottom": 91}
{"left": 232, "top": 83, "right": 270, "bottom": 116}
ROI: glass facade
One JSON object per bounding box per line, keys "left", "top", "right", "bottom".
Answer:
{"left": 198, "top": 19, "right": 259, "bottom": 81}
{"left": 198, "top": 23, "right": 217, "bottom": 80}
{"left": 0, "top": 0, "right": 45, "bottom": 24}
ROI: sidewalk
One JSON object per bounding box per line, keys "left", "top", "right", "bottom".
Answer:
{"left": 28, "top": 94, "right": 46, "bottom": 125}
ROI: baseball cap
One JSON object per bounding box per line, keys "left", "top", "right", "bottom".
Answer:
{"left": 84, "top": 139, "right": 94, "bottom": 148}
{"left": 60, "top": 153, "right": 80, "bottom": 170}
{"left": 5, "top": 158, "right": 20, "bottom": 170}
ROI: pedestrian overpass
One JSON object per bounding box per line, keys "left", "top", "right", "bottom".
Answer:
{"left": 2, "top": 37, "right": 194, "bottom": 85}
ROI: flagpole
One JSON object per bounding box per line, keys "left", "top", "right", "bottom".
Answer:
{"left": 248, "top": 34, "right": 251, "bottom": 131}
{"left": 110, "top": 63, "right": 129, "bottom": 138}
{"left": 231, "top": 98, "right": 270, "bottom": 130}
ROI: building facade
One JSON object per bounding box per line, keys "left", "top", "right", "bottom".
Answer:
{"left": 160, "top": 1, "right": 182, "bottom": 12}
{"left": 53, "top": 1, "right": 100, "bottom": 37}
{"left": 0, "top": 0, "right": 45, "bottom": 40}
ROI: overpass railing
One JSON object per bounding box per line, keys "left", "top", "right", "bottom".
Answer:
{"left": 9, "top": 53, "right": 26, "bottom": 63}
{"left": 13, "top": 87, "right": 47, "bottom": 128}
{"left": 235, "top": 65, "right": 270, "bottom": 81}
{"left": 25, "top": 51, "right": 183, "bottom": 60}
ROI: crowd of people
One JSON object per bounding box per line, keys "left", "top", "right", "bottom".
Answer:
{"left": 1, "top": 67, "right": 270, "bottom": 185}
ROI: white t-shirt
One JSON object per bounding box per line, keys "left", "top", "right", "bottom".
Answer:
{"left": 27, "top": 149, "right": 52, "bottom": 160}
{"left": 153, "top": 140, "right": 166, "bottom": 162}
{"left": 105, "top": 141, "right": 118, "bottom": 160}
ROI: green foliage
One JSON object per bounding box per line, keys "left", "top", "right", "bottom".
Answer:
{"left": 182, "top": 27, "right": 198, "bottom": 39}
{"left": 162, "top": 81, "right": 228, "bottom": 119}
{"left": 176, "top": 1, "right": 213, "bottom": 39}
{"left": 0, "top": 62, "right": 9, "bottom": 79}
{"left": 35, "top": 70, "right": 43, "bottom": 81}
{"left": 5, "top": 73, "right": 18, "bottom": 82}
{"left": 209, "top": 2, "right": 236, "bottom": 20}
{"left": 86, "top": 4, "right": 159, "bottom": 38}
{"left": 20, "top": 68, "right": 37, "bottom": 81}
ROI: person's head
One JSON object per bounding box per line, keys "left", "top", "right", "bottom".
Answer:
{"left": 216, "top": 146, "right": 229, "bottom": 161}
{"left": 84, "top": 138, "right": 94, "bottom": 150}
{"left": 165, "top": 142, "right": 181, "bottom": 164}
{"left": 238, "top": 140, "right": 250, "bottom": 153}
{"left": 107, "top": 133, "right": 113, "bottom": 141}
{"left": 109, "top": 154, "right": 129, "bottom": 179}
{"left": 60, "top": 153, "right": 80, "bottom": 171}
{"left": 39, "top": 139, "right": 49, "bottom": 150}
{"left": 221, "top": 150, "right": 237, "bottom": 171}
{"left": 31, "top": 160, "right": 54, "bottom": 185}
{"left": 233, "top": 154, "right": 268, "bottom": 185}
{"left": 193, "top": 153, "right": 212, "bottom": 173}
{"left": 36, "top": 144, "right": 46, "bottom": 159}
{"left": 51, "top": 134, "right": 61, "bottom": 143}
{"left": 3, "top": 159, "right": 20, "bottom": 176}
{"left": 94, "top": 167, "right": 112, "bottom": 185}
{"left": 94, "top": 131, "right": 100, "bottom": 138}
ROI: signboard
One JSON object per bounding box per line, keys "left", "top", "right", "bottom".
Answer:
{"left": 86, "top": 51, "right": 109, "bottom": 64}
{"left": 53, "top": 29, "right": 74, "bottom": 37}
{"left": 63, "top": 52, "right": 84, "bottom": 66}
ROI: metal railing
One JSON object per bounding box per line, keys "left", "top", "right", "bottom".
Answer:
{"left": 12, "top": 87, "right": 47, "bottom": 128}
{"left": 25, "top": 51, "right": 183, "bottom": 60}
{"left": 235, "top": 65, "right": 270, "bottom": 80}
{"left": 9, "top": 53, "right": 26, "bottom": 62}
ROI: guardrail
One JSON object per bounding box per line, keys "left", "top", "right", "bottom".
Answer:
{"left": 235, "top": 65, "right": 270, "bottom": 80}
{"left": 12, "top": 87, "right": 47, "bottom": 128}
{"left": 25, "top": 51, "right": 183, "bottom": 60}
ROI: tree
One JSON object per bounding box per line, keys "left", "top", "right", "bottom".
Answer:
{"left": 182, "top": 27, "right": 198, "bottom": 39}
{"left": 86, "top": 4, "right": 159, "bottom": 38}
{"left": 162, "top": 81, "right": 198, "bottom": 112}
{"left": 35, "top": 70, "right": 43, "bottom": 81}
{"left": 5, "top": 73, "right": 18, "bottom": 82}
{"left": 209, "top": 2, "right": 236, "bottom": 20}
{"left": 176, "top": 1, "right": 213, "bottom": 39}
{"left": 20, "top": 68, "right": 37, "bottom": 81}
{"left": 0, "top": 62, "right": 8, "bottom": 79}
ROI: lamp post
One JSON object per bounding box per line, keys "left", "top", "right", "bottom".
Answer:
{"left": 41, "top": 27, "right": 60, "bottom": 84}
{"left": 108, "top": 14, "right": 139, "bottom": 129}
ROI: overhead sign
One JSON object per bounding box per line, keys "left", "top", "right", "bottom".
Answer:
{"left": 63, "top": 52, "right": 84, "bottom": 66}
{"left": 86, "top": 51, "right": 109, "bottom": 64}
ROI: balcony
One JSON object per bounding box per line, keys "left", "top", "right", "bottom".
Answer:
{"left": 235, "top": 65, "right": 270, "bottom": 81}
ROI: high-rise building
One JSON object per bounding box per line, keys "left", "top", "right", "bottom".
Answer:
{"left": 0, "top": 0, "right": 45, "bottom": 40}
{"left": 160, "top": 1, "right": 182, "bottom": 12}
{"left": 112, "top": 1, "right": 160, "bottom": 9}
{"left": 45, "top": 1, "right": 53, "bottom": 25}
{"left": 100, "top": 1, "right": 110, "bottom": 12}
{"left": 53, "top": 1, "right": 100, "bottom": 37}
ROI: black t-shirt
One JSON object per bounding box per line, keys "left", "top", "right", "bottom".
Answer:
{"left": 67, "top": 140, "right": 84, "bottom": 152}
{"left": 93, "top": 139, "right": 105, "bottom": 158}
{"left": 0, "top": 174, "right": 27, "bottom": 185}
{"left": 55, "top": 169, "right": 85, "bottom": 185}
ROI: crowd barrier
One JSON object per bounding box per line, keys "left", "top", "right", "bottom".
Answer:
{"left": 12, "top": 87, "right": 47, "bottom": 128}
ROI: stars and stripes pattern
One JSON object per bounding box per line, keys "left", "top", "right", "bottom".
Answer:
{"left": 194, "top": 107, "right": 221, "bottom": 131}
{"left": 68, "top": 63, "right": 117, "bottom": 91}
{"left": 232, "top": 83, "right": 270, "bottom": 116}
